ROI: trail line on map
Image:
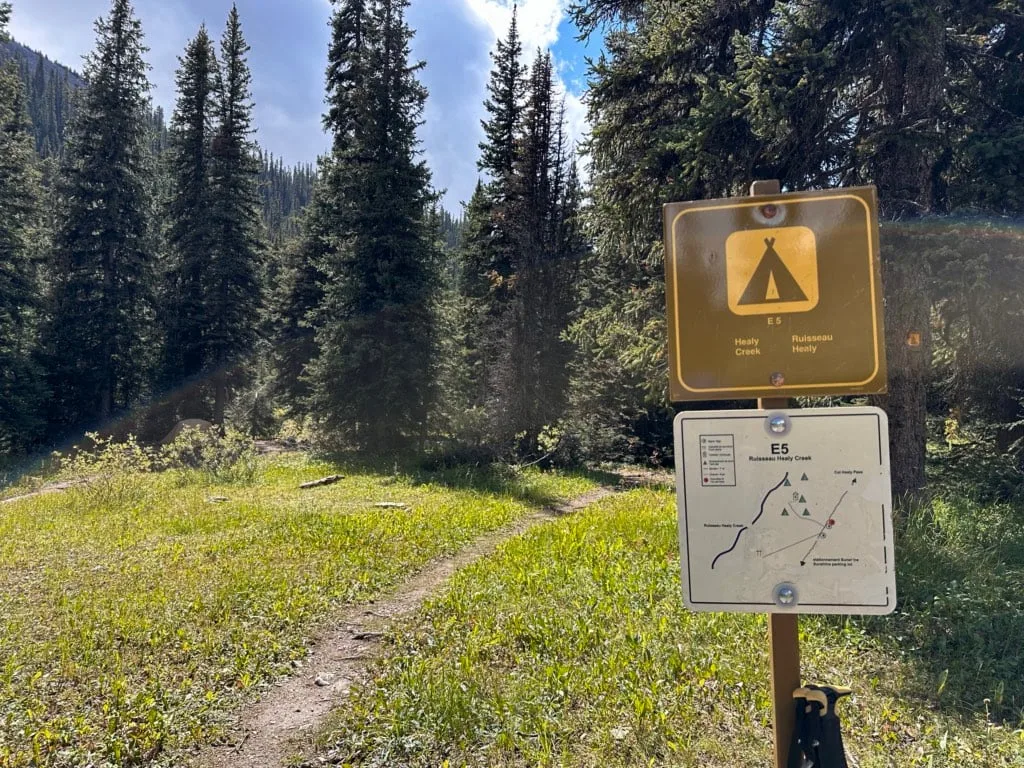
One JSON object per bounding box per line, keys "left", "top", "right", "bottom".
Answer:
{"left": 788, "top": 502, "right": 824, "bottom": 526}
{"left": 711, "top": 473, "right": 789, "bottom": 570}
{"left": 763, "top": 533, "right": 822, "bottom": 559}
{"left": 800, "top": 490, "right": 850, "bottom": 565}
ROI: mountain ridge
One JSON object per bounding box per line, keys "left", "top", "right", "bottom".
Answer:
{"left": 1, "top": 37, "right": 84, "bottom": 157}
{"left": 0, "top": 38, "right": 85, "bottom": 88}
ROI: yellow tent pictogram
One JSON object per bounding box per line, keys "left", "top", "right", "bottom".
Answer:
{"left": 726, "top": 226, "right": 819, "bottom": 316}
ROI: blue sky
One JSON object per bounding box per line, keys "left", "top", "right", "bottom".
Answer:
{"left": 9, "top": 0, "right": 596, "bottom": 211}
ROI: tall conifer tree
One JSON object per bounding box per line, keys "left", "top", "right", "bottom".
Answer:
{"left": 459, "top": 24, "right": 582, "bottom": 456}
{"left": 269, "top": 201, "right": 325, "bottom": 409}
{"left": 307, "top": 0, "right": 440, "bottom": 452}
{"left": 207, "top": 5, "right": 263, "bottom": 424}
{"left": 458, "top": 10, "right": 526, "bottom": 428}
{"left": 324, "top": 0, "right": 367, "bottom": 152}
{"left": 479, "top": 5, "right": 524, "bottom": 186}
{"left": 0, "top": 1, "right": 46, "bottom": 452}
{"left": 162, "top": 26, "right": 218, "bottom": 395}
{"left": 495, "top": 51, "right": 574, "bottom": 451}
{"left": 43, "top": 0, "right": 154, "bottom": 432}
{"left": 447, "top": 179, "right": 496, "bottom": 435}
{"left": 270, "top": 0, "right": 368, "bottom": 412}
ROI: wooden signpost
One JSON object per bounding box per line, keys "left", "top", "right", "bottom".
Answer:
{"left": 757, "top": 180, "right": 800, "bottom": 768}
{"left": 665, "top": 180, "right": 894, "bottom": 767}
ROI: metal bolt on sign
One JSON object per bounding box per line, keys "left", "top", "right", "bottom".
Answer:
{"left": 774, "top": 583, "right": 798, "bottom": 608}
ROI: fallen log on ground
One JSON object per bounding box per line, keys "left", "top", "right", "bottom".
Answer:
{"left": 299, "top": 475, "right": 344, "bottom": 490}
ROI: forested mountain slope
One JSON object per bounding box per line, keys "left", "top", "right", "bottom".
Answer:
{"left": 0, "top": 38, "right": 82, "bottom": 157}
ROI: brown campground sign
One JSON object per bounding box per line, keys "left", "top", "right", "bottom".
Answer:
{"left": 663, "top": 186, "right": 887, "bottom": 401}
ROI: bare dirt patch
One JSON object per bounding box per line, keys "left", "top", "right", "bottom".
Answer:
{"left": 0, "top": 477, "right": 92, "bottom": 506}
{"left": 193, "top": 486, "right": 615, "bottom": 768}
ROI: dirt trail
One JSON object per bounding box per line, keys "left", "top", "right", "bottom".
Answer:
{"left": 195, "top": 486, "right": 615, "bottom": 768}
{"left": 0, "top": 477, "right": 92, "bottom": 506}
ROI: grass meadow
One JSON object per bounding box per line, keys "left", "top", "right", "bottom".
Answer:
{"left": 0, "top": 452, "right": 598, "bottom": 766}
{"left": 319, "top": 490, "right": 1024, "bottom": 767}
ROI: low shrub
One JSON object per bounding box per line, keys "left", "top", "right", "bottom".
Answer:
{"left": 159, "top": 427, "right": 258, "bottom": 485}
{"left": 52, "top": 428, "right": 259, "bottom": 495}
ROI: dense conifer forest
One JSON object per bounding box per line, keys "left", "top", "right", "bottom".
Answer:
{"left": 2, "top": 0, "right": 1024, "bottom": 503}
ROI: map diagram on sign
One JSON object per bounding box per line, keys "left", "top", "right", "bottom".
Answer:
{"left": 674, "top": 408, "right": 896, "bottom": 615}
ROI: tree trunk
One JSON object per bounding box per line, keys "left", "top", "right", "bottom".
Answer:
{"left": 871, "top": 6, "right": 945, "bottom": 502}
{"left": 99, "top": 379, "right": 113, "bottom": 423}
{"left": 213, "top": 373, "right": 227, "bottom": 428}
{"left": 875, "top": 240, "right": 931, "bottom": 501}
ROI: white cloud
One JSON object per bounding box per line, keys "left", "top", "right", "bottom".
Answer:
{"left": 563, "top": 89, "right": 587, "bottom": 152}
{"left": 559, "top": 77, "right": 592, "bottom": 184}
{"left": 464, "top": 0, "right": 567, "bottom": 53}
{"left": 462, "top": 0, "right": 590, "bottom": 186}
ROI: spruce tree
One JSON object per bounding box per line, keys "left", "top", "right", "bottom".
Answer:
{"left": 459, "top": 29, "right": 583, "bottom": 457}
{"left": 455, "top": 179, "right": 498, "bottom": 414}
{"left": 162, "top": 25, "right": 218, "bottom": 397}
{"left": 558, "top": 161, "right": 586, "bottom": 267}
{"left": 269, "top": 0, "right": 370, "bottom": 414}
{"left": 0, "top": 1, "right": 46, "bottom": 453}
{"left": 432, "top": 200, "right": 482, "bottom": 450}
{"left": 325, "top": 0, "right": 367, "bottom": 152}
{"left": 479, "top": 4, "right": 524, "bottom": 186}
{"left": 43, "top": 0, "right": 155, "bottom": 433}
{"left": 457, "top": 11, "right": 526, "bottom": 443}
{"left": 307, "top": 0, "right": 440, "bottom": 452}
{"left": 496, "top": 51, "right": 574, "bottom": 452}
{"left": 545, "top": 155, "right": 585, "bottom": 400}
{"left": 269, "top": 191, "right": 327, "bottom": 410}
{"left": 207, "top": 4, "right": 263, "bottom": 424}
{"left": 148, "top": 104, "right": 169, "bottom": 154}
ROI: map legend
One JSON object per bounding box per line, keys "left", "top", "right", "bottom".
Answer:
{"left": 700, "top": 435, "right": 736, "bottom": 487}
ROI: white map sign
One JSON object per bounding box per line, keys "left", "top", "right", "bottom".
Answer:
{"left": 674, "top": 407, "right": 896, "bottom": 615}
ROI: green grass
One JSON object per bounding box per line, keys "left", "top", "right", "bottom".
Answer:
{"left": 0, "top": 453, "right": 599, "bottom": 767}
{"left": 319, "top": 490, "right": 1024, "bottom": 767}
